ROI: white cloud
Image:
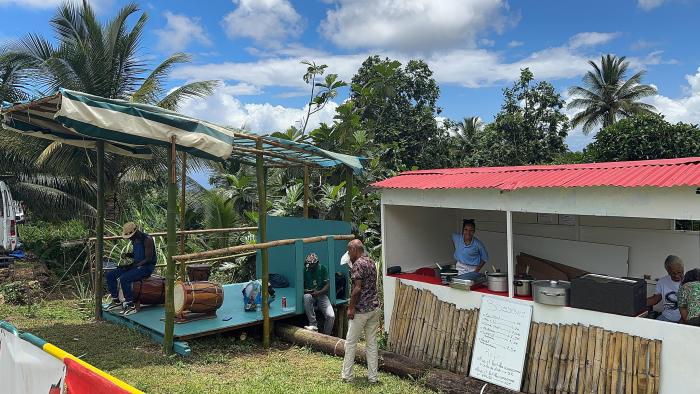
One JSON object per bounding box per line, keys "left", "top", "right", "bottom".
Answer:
{"left": 646, "top": 67, "right": 700, "bottom": 124}
{"left": 479, "top": 38, "right": 496, "bottom": 47}
{"left": 181, "top": 84, "right": 339, "bottom": 134}
{"left": 155, "top": 11, "right": 211, "bottom": 52}
{"left": 638, "top": 0, "right": 665, "bottom": 11}
{"left": 568, "top": 32, "right": 620, "bottom": 49}
{"left": 173, "top": 32, "right": 666, "bottom": 94}
{"left": 222, "top": 0, "right": 303, "bottom": 47}
{"left": 0, "top": 0, "right": 112, "bottom": 11}
{"left": 508, "top": 40, "right": 524, "bottom": 48}
{"left": 320, "top": 0, "right": 510, "bottom": 51}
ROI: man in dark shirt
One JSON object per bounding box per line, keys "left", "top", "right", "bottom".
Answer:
{"left": 341, "top": 239, "right": 381, "bottom": 383}
{"left": 302, "top": 252, "right": 335, "bottom": 334}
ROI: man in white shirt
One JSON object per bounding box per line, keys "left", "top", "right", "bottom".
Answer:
{"left": 647, "top": 255, "right": 684, "bottom": 322}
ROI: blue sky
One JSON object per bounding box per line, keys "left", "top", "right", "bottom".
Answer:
{"left": 2, "top": 0, "right": 700, "bottom": 158}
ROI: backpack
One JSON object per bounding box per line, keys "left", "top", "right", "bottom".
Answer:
{"left": 269, "top": 273, "right": 289, "bottom": 288}
{"left": 241, "top": 280, "right": 276, "bottom": 312}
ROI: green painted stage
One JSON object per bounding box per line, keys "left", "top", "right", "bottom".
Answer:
{"left": 102, "top": 216, "right": 352, "bottom": 356}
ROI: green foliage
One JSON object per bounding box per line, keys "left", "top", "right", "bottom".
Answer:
{"left": 0, "top": 280, "right": 43, "bottom": 306}
{"left": 586, "top": 114, "right": 700, "bottom": 161}
{"left": 19, "top": 220, "right": 88, "bottom": 275}
{"left": 568, "top": 54, "right": 657, "bottom": 133}
{"left": 468, "top": 68, "right": 570, "bottom": 166}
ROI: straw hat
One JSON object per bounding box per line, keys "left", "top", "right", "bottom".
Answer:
{"left": 121, "top": 222, "right": 138, "bottom": 239}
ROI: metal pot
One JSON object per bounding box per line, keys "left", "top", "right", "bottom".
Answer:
{"left": 533, "top": 280, "right": 571, "bottom": 306}
{"left": 440, "top": 268, "right": 458, "bottom": 285}
{"left": 513, "top": 278, "right": 534, "bottom": 296}
{"left": 487, "top": 272, "right": 508, "bottom": 292}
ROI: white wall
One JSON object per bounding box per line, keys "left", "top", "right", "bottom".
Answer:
{"left": 382, "top": 205, "right": 700, "bottom": 280}
{"left": 383, "top": 277, "right": 700, "bottom": 394}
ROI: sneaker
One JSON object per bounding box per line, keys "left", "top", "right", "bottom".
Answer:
{"left": 105, "top": 299, "right": 122, "bottom": 311}
{"left": 304, "top": 325, "right": 318, "bottom": 331}
{"left": 121, "top": 302, "right": 138, "bottom": 316}
{"left": 341, "top": 376, "right": 354, "bottom": 383}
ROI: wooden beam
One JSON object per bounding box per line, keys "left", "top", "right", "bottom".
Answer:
{"left": 179, "top": 152, "right": 187, "bottom": 280}
{"left": 257, "top": 138, "right": 270, "bottom": 349}
{"left": 230, "top": 145, "right": 322, "bottom": 168}
{"left": 93, "top": 140, "right": 105, "bottom": 321}
{"left": 163, "top": 137, "right": 177, "bottom": 354}
{"left": 172, "top": 234, "right": 356, "bottom": 262}
{"left": 88, "top": 226, "right": 257, "bottom": 242}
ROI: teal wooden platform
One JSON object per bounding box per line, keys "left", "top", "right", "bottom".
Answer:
{"left": 102, "top": 216, "right": 352, "bottom": 356}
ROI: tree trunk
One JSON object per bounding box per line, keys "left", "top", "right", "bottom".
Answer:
{"left": 275, "top": 324, "right": 521, "bottom": 394}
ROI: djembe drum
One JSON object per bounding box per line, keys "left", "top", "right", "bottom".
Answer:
{"left": 174, "top": 281, "right": 224, "bottom": 322}
{"left": 118, "top": 275, "right": 165, "bottom": 307}
{"left": 186, "top": 264, "right": 212, "bottom": 282}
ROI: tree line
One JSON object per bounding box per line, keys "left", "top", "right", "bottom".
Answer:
{"left": 1, "top": 1, "right": 699, "bottom": 258}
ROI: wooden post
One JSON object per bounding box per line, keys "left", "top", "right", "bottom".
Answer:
{"left": 179, "top": 152, "right": 187, "bottom": 279}
{"left": 506, "top": 210, "right": 514, "bottom": 298}
{"left": 303, "top": 165, "right": 309, "bottom": 218}
{"left": 93, "top": 140, "right": 105, "bottom": 321}
{"left": 163, "top": 137, "right": 177, "bottom": 354}
{"left": 344, "top": 166, "right": 353, "bottom": 223}
{"left": 256, "top": 138, "right": 270, "bottom": 348}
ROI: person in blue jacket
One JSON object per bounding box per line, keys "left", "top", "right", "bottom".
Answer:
{"left": 452, "top": 219, "right": 489, "bottom": 278}
{"left": 104, "top": 222, "right": 157, "bottom": 316}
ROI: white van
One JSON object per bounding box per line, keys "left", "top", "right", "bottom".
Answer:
{"left": 0, "top": 180, "right": 17, "bottom": 254}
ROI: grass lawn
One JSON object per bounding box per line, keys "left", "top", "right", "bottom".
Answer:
{"left": 0, "top": 299, "right": 432, "bottom": 393}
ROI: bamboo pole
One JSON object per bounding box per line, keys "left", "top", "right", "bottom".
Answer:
{"left": 582, "top": 326, "right": 596, "bottom": 394}
{"left": 407, "top": 290, "right": 423, "bottom": 358}
{"left": 425, "top": 293, "right": 439, "bottom": 363}
{"left": 564, "top": 325, "right": 580, "bottom": 393}
{"left": 256, "top": 139, "right": 271, "bottom": 349}
{"left": 465, "top": 309, "right": 478, "bottom": 373}
{"left": 93, "top": 140, "right": 105, "bottom": 321}
{"left": 393, "top": 282, "right": 409, "bottom": 353}
{"left": 620, "top": 334, "right": 629, "bottom": 394}
{"left": 598, "top": 330, "right": 610, "bottom": 394}
{"left": 172, "top": 234, "right": 355, "bottom": 262}
{"left": 388, "top": 279, "right": 402, "bottom": 351}
{"left": 625, "top": 335, "right": 634, "bottom": 394}
{"left": 610, "top": 333, "right": 621, "bottom": 394}
{"left": 573, "top": 325, "right": 587, "bottom": 394}
{"left": 638, "top": 339, "right": 649, "bottom": 394}
{"left": 536, "top": 324, "right": 553, "bottom": 394}
{"left": 432, "top": 302, "right": 446, "bottom": 365}
{"left": 303, "top": 165, "right": 309, "bottom": 218}
{"left": 527, "top": 322, "right": 542, "bottom": 393}
{"left": 551, "top": 324, "right": 566, "bottom": 392}
{"left": 592, "top": 327, "right": 604, "bottom": 394}
{"left": 632, "top": 336, "right": 640, "bottom": 394}
{"left": 651, "top": 340, "right": 660, "bottom": 394}
{"left": 450, "top": 309, "right": 467, "bottom": 372}
{"left": 178, "top": 152, "right": 187, "bottom": 280}
{"left": 163, "top": 137, "right": 177, "bottom": 354}
{"left": 89, "top": 226, "right": 257, "bottom": 242}
{"left": 418, "top": 293, "right": 436, "bottom": 361}
{"left": 154, "top": 251, "right": 257, "bottom": 268}
{"left": 344, "top": 166, "right": 353, "bottom": 223}
{"left": 412, "top": 291, "right": 429, "bottom": 360}
{"left": 398, "top": 285, "right": 415, "bottom": 355}
{"left": 523, "top": 322, "right": 538, "bottom": 390}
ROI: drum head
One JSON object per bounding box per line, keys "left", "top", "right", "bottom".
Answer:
{"left": 174, "top": 282, "right": 185, "bottom": 314}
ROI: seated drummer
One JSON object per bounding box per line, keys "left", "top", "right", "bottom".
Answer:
{"left": 105, "top": 222, "right": 157, "bottom": 316}
{"left": 647, "top": 255, "right": 684, "bottom": 322}
{"left": 303, "top": 252, "right": 335, "bottom": 334}
{"left": 452, "top": 219, "right": 489, "bottom": 279}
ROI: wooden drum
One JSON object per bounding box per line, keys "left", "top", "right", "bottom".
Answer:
{"left": 186, "top": 264, "right": 212, "bottom": 282}
{"left": 174, "top": 281, "right": 224, "bottom": 315}
{"left": 119, "top": 275, "right": 165, "bottom": 305}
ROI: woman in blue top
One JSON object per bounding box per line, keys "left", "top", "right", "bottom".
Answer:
{"left": 451, "top": 219, "right": 489, "bottom": 278}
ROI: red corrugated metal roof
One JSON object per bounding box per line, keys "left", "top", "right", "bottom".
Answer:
{"left": 372, "top": 157, "right": 700, "bottom": 190}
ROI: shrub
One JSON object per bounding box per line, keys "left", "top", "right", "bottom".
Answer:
{"left": 0, "top": 280, "right": 43, "bottom": 305}
{"left": 19, "top": 220, "right": 89, "bottom": 276}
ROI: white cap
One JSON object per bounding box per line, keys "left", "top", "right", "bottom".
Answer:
{"left": 340, "top": 251, "right": 351, "bottom": 267}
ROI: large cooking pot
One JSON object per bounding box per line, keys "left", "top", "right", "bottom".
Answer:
{"left": 513, "top": 276, "right": 534, "bottom": 296}
{"left": 533, "top": 280, "right": 570, "bottom": 306}
{"left": 487, "top": 272, "right": 508, "bottom": 292}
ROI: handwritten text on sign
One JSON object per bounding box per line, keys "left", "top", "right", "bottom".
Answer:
{"left": 469, "top": 296, "right": 533, "bottom": 391}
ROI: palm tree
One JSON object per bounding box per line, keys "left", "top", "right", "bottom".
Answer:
{"left": 0, "top": 52, "right": 32, "bottom": 103}
{"left": 567, "top": 54, "right": 657, "bottom": 134}
{"left": 1, "top": 1, "right": 218, "bottom": 219}
{"left": 456, "top": 116, "right": 482, "bottom": 144}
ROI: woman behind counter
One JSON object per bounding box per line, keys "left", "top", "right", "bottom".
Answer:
{"left": 451, "top": 219, "right": 489, "bottom": 279}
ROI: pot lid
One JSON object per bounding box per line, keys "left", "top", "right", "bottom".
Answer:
{"left": 533, "top": 280, "right": 570, "bottom": 289}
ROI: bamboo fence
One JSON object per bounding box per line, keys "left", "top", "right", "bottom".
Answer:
{"left": 388, "top": 282, "right": 662, "bottom": 394}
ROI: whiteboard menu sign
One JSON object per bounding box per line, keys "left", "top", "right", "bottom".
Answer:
{"left": 469, "top": 296, "right": 533, "bottom": 391}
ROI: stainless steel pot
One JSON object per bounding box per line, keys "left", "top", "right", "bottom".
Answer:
{"left": 487, "top": 272, "right": 508, "bottom": 292}
{"left": 533, "top": 280, "right": 570, "bottom": 306}
{"left": 513, "top": 278, "right": 534, "bottom": 296}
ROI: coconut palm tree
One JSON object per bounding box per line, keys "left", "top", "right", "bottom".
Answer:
{"left": 1, "top": 1, "right": 218, "bottom": 219}
{"left": 567, "top": 54, "right": 657, "bottom": 134}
